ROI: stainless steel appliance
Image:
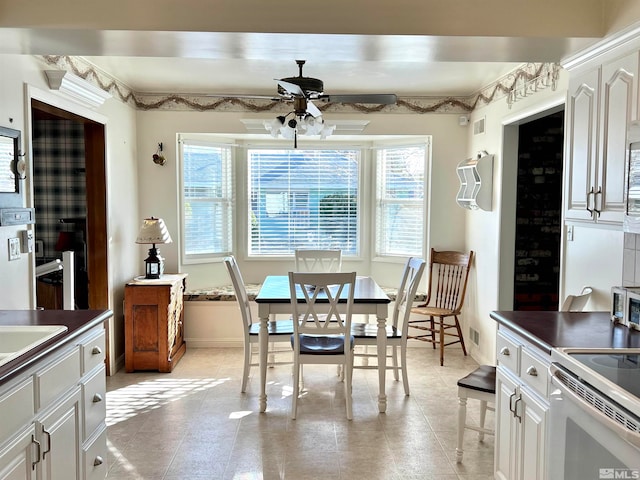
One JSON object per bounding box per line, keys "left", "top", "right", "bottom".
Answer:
{"left": 549, "top": 348, "right": 640, "bottom": 480}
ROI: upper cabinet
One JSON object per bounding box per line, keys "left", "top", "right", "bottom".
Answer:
{"left": 564, "top": 52, "right": 639, "bottom": 226}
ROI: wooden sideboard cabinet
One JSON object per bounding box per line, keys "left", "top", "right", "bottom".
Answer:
{"left": 124, "top": 273, "right": 187, "bottom": 372}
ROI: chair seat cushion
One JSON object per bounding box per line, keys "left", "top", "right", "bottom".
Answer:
{"left": 248, "top": 320, "right": 295, "bottom": 336}
{"left": 457, "top": 365, "right": 496, "bottom": 393}
{"left": 292, "top": 334, "right": 354, "bottom": 354}
{"left": 350, "top": 322, "right": 400, "bottom": 338}
{"left": 411, "top": 306, "right": 457, "bottom": 316}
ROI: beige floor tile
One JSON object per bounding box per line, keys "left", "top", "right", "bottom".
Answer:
{"left": 105, "top": 346, "right": 494, "bottom": 479}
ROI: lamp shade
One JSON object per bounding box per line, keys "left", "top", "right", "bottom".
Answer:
{"left": 135, "top": 217, "right": 172, "bottom": 245}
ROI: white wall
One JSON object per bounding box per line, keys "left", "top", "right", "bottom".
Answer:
{"left": 463, "top": 73, "right": 576, "bottom": 365}
{"left": 0, "top": 54, "right": 139, "bottom": 374}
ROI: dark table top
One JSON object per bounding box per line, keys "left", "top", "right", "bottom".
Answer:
{"left": 490, "top": 310, "right": 640, "bottom": 354}
{"left": 0, "top": 309, "right": 112, "bottom": 384}
{"left": 255, "top": 275, "right": 391, "bottom": 304}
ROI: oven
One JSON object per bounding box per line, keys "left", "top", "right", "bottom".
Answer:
{"left": 548, "top": 348, "right": 640, "bottom": 480}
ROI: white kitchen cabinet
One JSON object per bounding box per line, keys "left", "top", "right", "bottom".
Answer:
{"left": 0, "top": 426, "right": 36, "bottom": 480}
{"left": 494, "top": 327, "right": 550, "bottom": 480}
{"left": 0, "top": 322, "right": 107, "bottom": 480}
{"left": 565, "top": 52, "right": 638, "bottom": 226}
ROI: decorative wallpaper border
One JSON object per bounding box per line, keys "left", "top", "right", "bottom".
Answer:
{"left": 41, "top": 55, "right": 559, "bottom": 114}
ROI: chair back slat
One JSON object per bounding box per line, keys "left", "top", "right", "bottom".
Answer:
{"left": 394, "top": 257, "right": 427, "bottom": 331}
{"left": 288, "top": 271, "right": 355, "bottom": 338}
{"left": 294, "top": 249, "right": 342, "bottom": 273}
{"left": 427, "top": 249, "right": 474, "bottom": 314}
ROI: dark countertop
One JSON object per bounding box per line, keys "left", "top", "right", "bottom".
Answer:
{"left": 0, "top": 309, "right": 112, "bottom": 385}
{"left": 490, "top": 311, "right": 640, "bottom": 354}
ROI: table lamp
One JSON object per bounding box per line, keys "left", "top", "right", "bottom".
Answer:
{"left": 135, "top": 217, "right": 172, "bottom": 279}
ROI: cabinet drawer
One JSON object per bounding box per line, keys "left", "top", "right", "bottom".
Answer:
{"left": 36, "top": 347, "right": 81, "bottom": 410}
{"left": 80, "top": 329, "right": 106, "bottom": 376}
{"left": 520, "top": 348, "right": 550, "bottom": 398}
{"left": 0, "top": 378, "right": 34, "bottom": 446}
{"left": 496, "top": 330, "right": 520, "bottom": 374}
{"left": 82, "top": 366, "right": 106, "bottom": 440}
{"left": 83, "top": 427, "right": 108, "bottom": 480}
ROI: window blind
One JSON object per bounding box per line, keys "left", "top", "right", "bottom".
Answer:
{"left": 375, "top": 144, "right": 426, "bottom": 257}
{"left": 181, "top": 140, "right": 233, "bottom": 258}
{"left": 248, "top": 148, "right": 360, "bottom": 255}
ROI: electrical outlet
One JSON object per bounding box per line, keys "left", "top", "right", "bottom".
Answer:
{"left": 8, "top": 237, "right": 20, "bottom": 261}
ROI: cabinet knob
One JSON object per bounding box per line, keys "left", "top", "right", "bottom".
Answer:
{"left": 92, "top": 393, "right": 103, "bottom": 403}
{"left": 94, "top": 456, "right": 104, "bottom": 466}
{"left": 526, "top": 366, "right": 538, "bottom": 377}
{"left": 499, "top": 346, "right": 511, "bottom": 356}
{"left": 92, "top": 346, "right": 102, "bottom": 355}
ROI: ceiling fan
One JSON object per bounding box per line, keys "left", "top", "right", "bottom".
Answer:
{"left": 234, "top": 60, "right": 397, "bottom": 146}
{"left": 272, "top": 59, "right": 397, "bottom": 118}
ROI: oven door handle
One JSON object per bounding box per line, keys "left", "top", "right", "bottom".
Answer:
{"left": 550, "top": 365, "right": 640, "bottom": 449}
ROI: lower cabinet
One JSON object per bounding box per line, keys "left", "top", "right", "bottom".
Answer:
{"left": 0, "top": 321, "right": 108, "bottom": 480}
{"left": 0, "top": 426, "right": 36, "bottom": 480}
{"left": 37, "top": 388, "right": 82, "bottom": 480}
{"left": 494, "top": 328, "right": 550, "bottom": 480}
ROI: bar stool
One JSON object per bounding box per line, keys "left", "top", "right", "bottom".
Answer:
{"left": 456, "top": 365, "right": 496, "bottom": 463}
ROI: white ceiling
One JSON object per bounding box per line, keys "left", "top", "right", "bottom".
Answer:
{"left": 64, "top": 32, "right": 598, "bottom": 98}
{"left": 0, "top": 0, "right": 616, "bottom": 99}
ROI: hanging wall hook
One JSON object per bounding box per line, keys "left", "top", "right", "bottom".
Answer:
{"left": 152, "top": 142, "right": 166, "bottom": 166}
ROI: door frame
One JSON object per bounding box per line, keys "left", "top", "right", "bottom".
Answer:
{"left": 498, "top": 93, "right": 566, "bottom": 310}
{"left": 26, "top": 85, "right": 112, "bottom": 373}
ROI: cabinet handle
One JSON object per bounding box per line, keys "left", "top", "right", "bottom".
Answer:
{"left": 42, "top": 428, "right": 51, "bottom": 459}
{"left": 31, "top": 435, "right": 41, "bottom": 470}
{"left": 586, "top": 186, "right": 595, "bottom": 215}
{"left": 92, "top": 346, "right": 102, "bottom": 355}
{"left": 526, "top": 366, "right": 538, "bottom": 377}
{"left": 514, "top": 396, "right": 523, "bottom": 423}
{"left": 499, "top": 346, "right": 511, "bottom": 356}
{"left": 594, "top": 186, "right": 602, "bottom": 217}
{"left": 509, "top": 392, "right": 517, "bottom": 415}
{"left": 93, "top": 393, "right": 103, "bottom": 403}
{"left": 94, "top": 456, "right": 104, "bottom": 467}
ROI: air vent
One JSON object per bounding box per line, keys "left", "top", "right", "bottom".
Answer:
{"left": 473, "top": 117, "right": 485, "bottom": 135}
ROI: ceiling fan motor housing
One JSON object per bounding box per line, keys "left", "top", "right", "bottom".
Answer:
{"left": 277, "top": 75, "right": 324, "bottom": 96}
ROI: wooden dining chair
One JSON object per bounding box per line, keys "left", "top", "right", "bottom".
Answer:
{"left": 224, "top": 256, "right": 294, "bottom": 393}
{"left": 408, "top": 248, "right": 474, "bottom": 366}
{"left": 294, "top": 249, "right": 342, "bottom": 273}
{"left": 288, "top": 271, "right": 356, "bottom": 420}
{"left": 351, "top": 257, "right": 426, "bottom": 395}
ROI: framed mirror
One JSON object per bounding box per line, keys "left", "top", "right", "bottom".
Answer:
{"left": 0, "top": 126, "right": 22, "bottom": 208}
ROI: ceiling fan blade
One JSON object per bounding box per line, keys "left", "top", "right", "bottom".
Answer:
{"left": 276, "top": 79, "right": 305, "bottom": 97}
{"left": 318, "top": 93, "right": 397, "bottom": 105}
{"left": 202, "top": 93, "right": 281, "bottom": 101}
{"left": 306, "top": 100, "right": 322, "bottom": 118}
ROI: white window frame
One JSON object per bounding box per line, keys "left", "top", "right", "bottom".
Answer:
{"left": 177, "top": 136, "right": 430, "bottom": 266}
{"left": 178, "top": 135, "right": 235, "bottom": 265}
{"left": 373, "top": 139, "right": 430, "bottom": 261}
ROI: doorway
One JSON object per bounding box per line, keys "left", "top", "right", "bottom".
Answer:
{"left": 512, "top": 111, "right": 564, "bottom": 310}
{"left": 30, "top": 99, "right": 109, "bottom": 313}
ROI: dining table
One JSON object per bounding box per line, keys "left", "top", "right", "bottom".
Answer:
{"left": 255, "top": 274, "right": 391, "bottom": 414}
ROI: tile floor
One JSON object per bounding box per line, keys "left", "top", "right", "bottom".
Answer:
{"left": 105, "top": 346, "right": 495, "bottom": 480}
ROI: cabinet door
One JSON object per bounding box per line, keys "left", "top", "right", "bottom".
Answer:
{"left": 38, "top": 389, "right": 81, "bottom": 480}
{"left": 565, "top": 68, "right": 600, "bottom": 222}
{"left": 518, "top": 388, "right": 548, "bottom": 480}
{"left": 0, "top": 426, "right": 36, "bottom": 480}
{"left": 495, "top": 368, "right": 519, "bottom": 480}
{"left": 597, "top": 53, "right": 638, "bottom": 224}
